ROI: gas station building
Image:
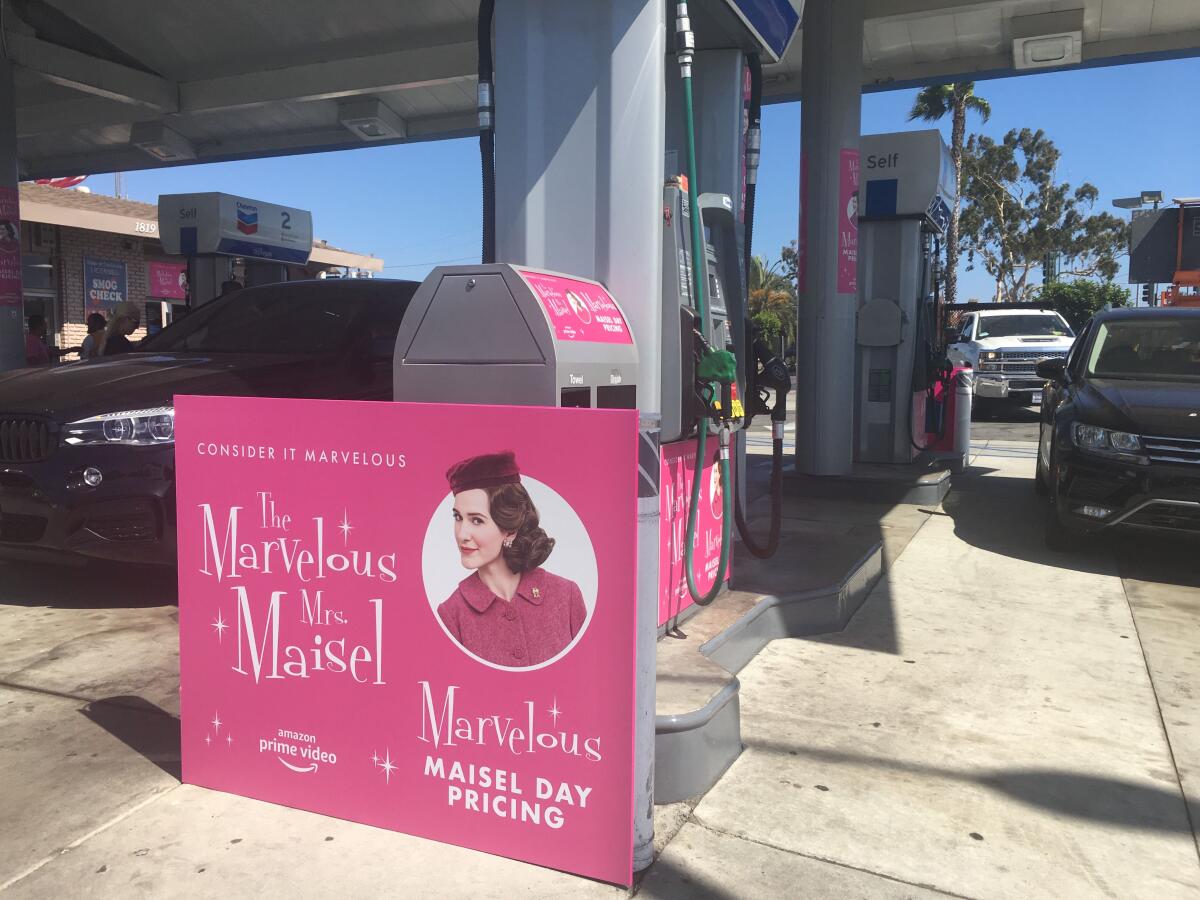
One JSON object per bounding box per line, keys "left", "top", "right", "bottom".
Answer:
{"left": 15, "top": 182, "right": 382, "bottom": 351}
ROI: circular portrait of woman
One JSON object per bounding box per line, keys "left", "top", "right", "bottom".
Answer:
{"left": 422, "top": 450, "right": 598, "bottom": 671}
{"left": 565, "top": 290, "right": 593, "bottom": 325}
{"left": 708, "top": 461, "right": 723, "bottom": 520}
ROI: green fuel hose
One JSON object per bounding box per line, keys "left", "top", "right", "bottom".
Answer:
{"left": 677, "top": 3, "right": 732, "bottom": 606}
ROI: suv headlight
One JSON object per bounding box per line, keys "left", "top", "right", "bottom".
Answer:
{"left": 1072, "top": 423, "right": 1144, "bottom": 461}
{"left": 63, "top": 406, "right": 175, "bottom": 446}
{"left": 977, "top": 351, "right": 999, "bottom": 371}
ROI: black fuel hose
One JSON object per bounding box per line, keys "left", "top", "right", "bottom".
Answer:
{"left": 742, "top": 54, "right": 762, "bottom": 301}
{"left": 733, "top": 423, "right": 785, "bottom": 558}
{"left": 478, "top": 0, "right": 496, "bottom": 264}
{"left": 734, "top": 53, "right": 783, "bottom": 560}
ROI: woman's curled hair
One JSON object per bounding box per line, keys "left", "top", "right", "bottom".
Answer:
{"left": 486, "top": 483, "right": 555, "bottom": 573}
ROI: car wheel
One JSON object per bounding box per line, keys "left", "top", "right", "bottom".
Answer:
{"left": 1043, "top": 442, "right": 1086, "bottom": 552}
{"left": 1033, "top": 442, "right": 1049, "bottom": 496}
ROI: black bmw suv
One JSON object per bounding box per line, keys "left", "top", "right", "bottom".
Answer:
{"left": 1035, "top": 307, "right": 1200, "bottom": 548}
{"left": 0, "top": 279, "right": 416, "bottom": 565}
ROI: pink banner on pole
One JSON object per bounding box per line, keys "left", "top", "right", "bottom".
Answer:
{"left": 0, "top": 186, "right": 21, "bottom": 309}
{"left": 176, "top": 397, "right": 639, "bottom": 885}
{"left": 148, "top": 261, "right": 188, "bottom": 300}
{"left": 517, "top": 270, "right": 634, "bottom": 344}
{"left": 837, "top": 148, "right": 859, "bottom": 294}
{"left": 658, "top": 437, "right": 731, "bottom": 626}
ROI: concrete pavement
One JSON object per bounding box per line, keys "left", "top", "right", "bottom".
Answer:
{"left": 642, "top": 438, "right": 1200, "bottom": 898}
{"left": 3, "top": 433, "right": 1199, "bottom": 897}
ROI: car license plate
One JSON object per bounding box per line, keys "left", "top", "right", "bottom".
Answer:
{"left": 1032, "top": 391, "right": 1042, "bottom": 405}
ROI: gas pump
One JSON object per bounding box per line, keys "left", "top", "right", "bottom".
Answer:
{"left": 854, "top": 130, "right": 956, "bottom": 465}
{"left": 390, "top": 0, "right": 801, "bottom": 871}
{"left": 394, "top": 3, "right": 790, "bottom": 617}
{"left": 662, "top": 7, "right": 791, "bottom": 608}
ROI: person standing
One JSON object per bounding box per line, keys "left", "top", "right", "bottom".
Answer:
{"left": 79, "top": 313, "right": 107, "bottom": 360}
{"left": 24, "top": 314, "right": 50, "bottom": 366}
{"left": 98, "top": 301, "right": 142, "bottom": 356}
{"left": 24, "top": 315, "right": 78, "bottom": 366}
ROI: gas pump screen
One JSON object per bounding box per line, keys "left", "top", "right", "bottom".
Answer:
{"left": 176, "top": 396, "right": 639, "bottom": 885}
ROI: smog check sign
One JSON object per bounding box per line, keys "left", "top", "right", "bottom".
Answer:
{"left": 176, "top": 397, "right": 638, "bottom": 885}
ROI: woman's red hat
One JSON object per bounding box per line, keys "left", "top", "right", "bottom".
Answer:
{"left": 446, "top": 450, "right": 521, "bottom": 494}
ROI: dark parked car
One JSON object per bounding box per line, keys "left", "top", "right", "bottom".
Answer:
{"left": 1035, "top": 307, "right": 1200, "bottom": 548}
{"left": 0, "top": 279, "right": 417, "bottom": 565}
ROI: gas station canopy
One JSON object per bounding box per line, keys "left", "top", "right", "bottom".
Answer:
{"left": 9, "top": 0, "right": 1200, "bottom": 180}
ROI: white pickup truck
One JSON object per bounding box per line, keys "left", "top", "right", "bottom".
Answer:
{"left": 947, "top": 307, "right": 1075, "bottom": 406}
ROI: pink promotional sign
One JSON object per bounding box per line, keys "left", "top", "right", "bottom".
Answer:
{"left": 0, "top": 186, "right": 21, "bottom": 309}
{"left": 176, "top": 397, "right": 639, "bottom": 885}
{"left": 837, "top": 148, "right": 860, "bottom": 294}
{"left": 658, "top": 437, "right": 730, "bottom": 626}
{"left": 148, "top": 261, "right": 187, "bottom": 300}
{"left": 517, "top": 269, "right": 633, "bottom": 345}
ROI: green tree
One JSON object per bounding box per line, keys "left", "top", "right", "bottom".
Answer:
{"left": 748, "top": 254, "right": 796, "bottom": 348}
{"left": 958, "top": 128, "right": 1128, "bottom": 301}
{"left": 1037, "top": 280, "right": 1129, "bottom": 331}
{"left": 908, "top": 82, "right": 991, "bottom": 306}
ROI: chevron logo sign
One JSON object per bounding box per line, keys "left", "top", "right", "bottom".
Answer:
{"left": 236, "top": 202, "right": 259, "bottom": 235}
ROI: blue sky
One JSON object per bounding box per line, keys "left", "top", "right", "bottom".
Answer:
{"left": 113, "top": 56, "right": 1197, "bottom": 301}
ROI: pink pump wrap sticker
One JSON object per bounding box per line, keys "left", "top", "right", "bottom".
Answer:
{"left": 0, "top": 186, "right": 21, "bottom": 309}
{"left": 837, "top": 148, "right": 860, "bottom": 294}
{"left": 517, "top": 269, "right": 634, "bottom": 344}
{"left": 658, "top": 436, "right": 731, "bottom": 626}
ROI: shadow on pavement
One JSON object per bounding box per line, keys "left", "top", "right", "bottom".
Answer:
{"left": 0, "top": 561, "right": 178, "bottom": 609}
{"left": 79, "top": 695, "right": 181, "bottom": 780}
{"left": 740, "top": 455, "right": 906, "bottom": 657}
{"left": 1114, "top": 536, "right": 1200, "bottom": 589}
{"left": 943, "top": 472, "right": 1117, "bottom": 578}
{"left": 944, "top": 469, "right": 1200, "bottom": 588}
{"left": 638, "top": 855, "right": 742, "bottom": 900}
{"left": 746, "top": 737, "right": 1193, "bottom": 836}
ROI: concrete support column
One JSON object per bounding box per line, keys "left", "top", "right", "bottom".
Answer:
{"left": 0, "top": 58, "right": 25, "bottom": 372}
{"left": 795, "top": 0, "right": 863, "bottom": 475}
{"left": 494, "top": 0, "right": 665, "bottom": 870}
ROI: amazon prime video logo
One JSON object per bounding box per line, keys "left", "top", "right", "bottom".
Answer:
{"left": 260, "top": 728, "right": 336, "bottom": 773}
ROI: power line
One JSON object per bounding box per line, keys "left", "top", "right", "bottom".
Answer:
{"left": 382, "top": 255, "right": 478, "bottom": 270}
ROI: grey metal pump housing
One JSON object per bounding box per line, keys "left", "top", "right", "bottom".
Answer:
{"left": 393, "top": 264, "right": 639, "bottom": 410}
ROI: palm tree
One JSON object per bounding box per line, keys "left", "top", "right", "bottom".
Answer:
{"left": 748, "top": 255, "right": 797, "bottom": 353}
{"left": 908, "top": 82, "right": 991, "bottom": 306}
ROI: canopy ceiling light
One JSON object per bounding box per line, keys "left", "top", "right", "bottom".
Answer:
{"left": 337, "top": 98, "right": 407, "bottom": 142}
{"left": 129, "top": 121, "right": 197, "bottom": 162}
{"left": 1012, "top": 9, "right": 1084, "bottom": 71}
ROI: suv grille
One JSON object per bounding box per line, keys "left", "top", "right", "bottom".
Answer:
{"left": 1123, "top": 501, "right": 1200, "bottom": 532}
{"left": 0, "top": 418, "right": 54, "bottom": 463}
{"left": 1143, "top": 435, "right": 1200, "bottom": 467}
{"left": 996, "top": 349, "right": 1068, "bottom": 375}
{"left": 0, "top": 512, "right": 48, "bottom": 543}
{"left": 83, "top": 499, "right": 159, "bottom": 543}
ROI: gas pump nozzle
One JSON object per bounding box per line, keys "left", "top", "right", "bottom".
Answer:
{"left": 696, "top": 346, "right": 738, "bottom": 424}
{"left": 743, "top": 335, "right": 791, "bottom": 426}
